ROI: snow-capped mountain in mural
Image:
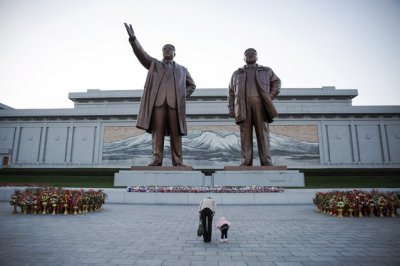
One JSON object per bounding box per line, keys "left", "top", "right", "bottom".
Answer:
{"left": 103, "top": 130, "right": 319, "bottom": 166}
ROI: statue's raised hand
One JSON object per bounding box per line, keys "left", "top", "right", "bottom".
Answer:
{"left": 124, "top": 23, "right": 135, "bottom": 38}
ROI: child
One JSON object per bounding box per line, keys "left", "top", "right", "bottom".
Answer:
{"left": 216, "top": 216, "right": 231, "bottom": 242}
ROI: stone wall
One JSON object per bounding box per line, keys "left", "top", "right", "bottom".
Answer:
{"left": 1, "top": 119, "right": 399, "bottom": 168}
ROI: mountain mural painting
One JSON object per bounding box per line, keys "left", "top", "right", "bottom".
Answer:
{"left": 102, "top": 127, "right": 320, "bottom": 166}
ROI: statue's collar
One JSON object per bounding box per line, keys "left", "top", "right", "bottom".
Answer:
{"left": 162, "top": 59, "right": 174, "bottom": 64}
{"left": 245, "top": 63, "right": 257, "bottom": 69}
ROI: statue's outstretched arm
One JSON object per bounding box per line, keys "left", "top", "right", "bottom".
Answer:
{"left": 124, "top": 23, "right": 154, "bottom": 69}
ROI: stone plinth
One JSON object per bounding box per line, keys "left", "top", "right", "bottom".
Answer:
{"left": 224, "top": 165, "right": 288, "bottom": 171}
{"left": 114, "top": 170, "right": 205, "bottom": 187}
{"left": 131, "top": 166, "right": 193, "bottom": 171}
{"left": 213, "top": 170, "right": 305, "bottom": 187}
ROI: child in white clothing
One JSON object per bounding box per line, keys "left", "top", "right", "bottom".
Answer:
{"left": 216, "top": 217, "right": 231, "bottom": 242}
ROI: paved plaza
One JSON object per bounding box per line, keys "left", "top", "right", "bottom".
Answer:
{"left": 0, "top": 202, "right": 399, "bottom": 266}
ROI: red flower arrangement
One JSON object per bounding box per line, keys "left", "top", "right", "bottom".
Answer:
{"left": 9, "top": 187, "right": 107, "bottom": 215}
{"left": 313, "top": 190, "right": 399, "bottom": 218}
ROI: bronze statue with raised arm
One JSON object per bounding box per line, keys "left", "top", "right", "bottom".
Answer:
{"left": 228, "top": 48, "right": 281, "bottom": 166}
{"left": 124, "top": 23, "right": 196, "bottom": 166}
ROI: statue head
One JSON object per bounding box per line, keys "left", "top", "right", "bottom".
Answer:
{"left": 244, "top": 48, "right": 258, "bottom": 65}
{"left": 162, "top": 44, "right": 176, "bottom": 60}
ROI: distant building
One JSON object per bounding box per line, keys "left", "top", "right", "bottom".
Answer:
{"left": 0, "top": 87, "right": 399, "bottom": 169}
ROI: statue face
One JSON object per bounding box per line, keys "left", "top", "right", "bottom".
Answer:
{"left": 244, "top": 49, "right": 258, "bottom": 64}
{"left": 162, "top": 45, "right": 176, "bottom": 60}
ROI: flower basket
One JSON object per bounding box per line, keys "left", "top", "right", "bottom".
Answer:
{"left": 313, "top": 190, "right": 399, "bottom": 218}
{"left": 10, "top": 187, "right": 107, "bottom": 215}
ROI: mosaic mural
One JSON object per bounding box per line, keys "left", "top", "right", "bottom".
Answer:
{"left": 102, "top": 125, "right": 320, "bottom": 166}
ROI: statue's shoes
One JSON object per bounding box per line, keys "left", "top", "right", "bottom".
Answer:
{"left": 261, "top": 163, "right": 273, "bottom": 166}
{"left": 148, "top": 161, "right": 162, "bottom": 166}
{"left": 174, "top": 163, "right": 187, "bottom": 167}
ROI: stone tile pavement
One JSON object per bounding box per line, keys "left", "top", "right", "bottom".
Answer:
{"left": 0, "top": 202, "right": 399, "bottom": 266}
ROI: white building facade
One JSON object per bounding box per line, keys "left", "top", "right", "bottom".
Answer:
{"left": 0, "top": 87, "right": 399, "bottom": 169}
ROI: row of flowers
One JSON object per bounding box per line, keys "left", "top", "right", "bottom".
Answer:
{"left": 10, "top": 187, "right": 107, "bottom": 215}
{"left": 127, "top": 185, "right": 284, "bottom": 193}
{"left": 313, "top": 190, "right": 399, "bottom": 218}
{"left": 1, "top": 183, "right": 52, "bottom": 187}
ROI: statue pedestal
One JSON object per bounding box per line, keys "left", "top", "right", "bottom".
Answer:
{"left": 223, "top": 165, "right": 288, "bottom": 171}
{"left": 114, "top": 167, "right": 205, "bottom": 186}
{"left": 114, "top": 166, "right": 304, "bottom": 188}
{"left": 130, "top": 166, "right": 194, "bottom": 171}
{"left": 213, "top": 167, "right": 304, "bottom": 187}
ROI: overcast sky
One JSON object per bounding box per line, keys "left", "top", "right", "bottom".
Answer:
{"left": 0, "top": 0, "right": 399, "bottom": 109}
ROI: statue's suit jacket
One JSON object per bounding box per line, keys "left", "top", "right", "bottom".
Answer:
{"left": 228, "top": 65, "right": 281, "bottom": 124}
{"left": 129, "top": 37, "right": 196, "bottom": 135}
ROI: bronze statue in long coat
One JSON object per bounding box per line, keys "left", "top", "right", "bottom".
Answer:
{"left": 125, "top": 23, "right": 196, "bottom": 166}
{"left": 228, "top": 48, "right": 280, "bottom": 166}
